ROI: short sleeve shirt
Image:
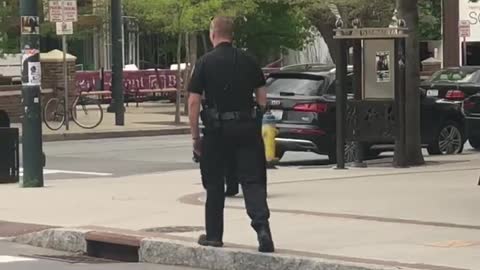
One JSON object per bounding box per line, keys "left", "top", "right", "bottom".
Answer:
{"left": 188, "top": 42, "right": 266, "bottom": 112}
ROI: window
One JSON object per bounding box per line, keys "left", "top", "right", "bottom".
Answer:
{"left": 327, "top": 74, "right": 354, "bottom": 95}
{"left": 430, "top": 69, "right": 479, "bottom": 83}
{"left": 266, "top": 75, "right": 325, "bottom": 96}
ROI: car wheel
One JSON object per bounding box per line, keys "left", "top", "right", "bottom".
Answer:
{"left": 427, "top": 122, "right": 464, "bottom": 155}
{"left": 468, "top": 136, "right": 480, "bottom": 150}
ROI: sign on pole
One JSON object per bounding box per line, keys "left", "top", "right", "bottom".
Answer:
{"left": 48, "top": 0, "right": 78, "bottom": 22}
{"left": 459, "top": 20, "right": 470, "bottom": 66}
{"left": 459, "top": 20, "right": 471, "bottom": 38}
{"left": 56, "top": 21, "right": 73, "bottom": 35}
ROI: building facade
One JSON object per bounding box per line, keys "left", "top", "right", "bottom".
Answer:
{"left": 42, "top": 0, "right": 140, "bottom": 71}
{"left": 444, "top": 0, "right": 480, "bottom": 67}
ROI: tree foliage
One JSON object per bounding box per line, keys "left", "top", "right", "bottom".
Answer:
{"left": 124, "top": 0, "right": 256, "bottom": 35}
{"left": 418, "top": 0, "right": 441, "bottom": 41}
{"left": 124, "top": 0, "right": 310, "bottom": 65}
{"left": 235, "top": 0, "right": 312, "bottom": 64}
{"left": 0, "top": 0, "right": 19, "bottom": 57}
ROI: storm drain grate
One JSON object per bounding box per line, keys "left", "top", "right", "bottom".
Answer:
{"left": 142, "top": 226, "right": 204, "bottom": 233}
{"left": 24, "top": 254, "right": 119, "bottom": 264}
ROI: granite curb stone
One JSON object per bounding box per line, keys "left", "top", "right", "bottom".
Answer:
{"left": 9, "top": 227, "right": 415, "bottom": 270}
{"left": 12, "top": 228, "right": 90, "bottom": 253}
{"left": 140, "top": 238, "right": 408, "bottom": 270}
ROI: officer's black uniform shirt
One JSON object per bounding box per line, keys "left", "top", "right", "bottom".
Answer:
{"left": 188, "top": 42, "right": 266, "bottom": 113}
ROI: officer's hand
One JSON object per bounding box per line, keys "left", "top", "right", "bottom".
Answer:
{"left": 193, "top": 138, "right": 202, "bottom": 157}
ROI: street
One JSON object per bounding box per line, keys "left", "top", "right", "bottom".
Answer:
{"left": 37, "top": 135, "right": 476, "bottom": 180}
{"left": 0, "top": 241, "right": 202, "bottom": 270}
{"left": 37, "top": 135, "right": 325, "bottom": 180}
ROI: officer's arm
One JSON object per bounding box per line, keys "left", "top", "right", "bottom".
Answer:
{"left": 188, "top": 93, "right": 202, "bottom": 140}
{"left": 255, "top": 86, "right": 267, "bottom": 109}
{"left": 187, "top": 58, "right": 205, "bottom": 140}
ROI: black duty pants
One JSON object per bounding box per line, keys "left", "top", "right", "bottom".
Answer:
{"left": 200, "top": 120, "right": 270, "bottom": 241}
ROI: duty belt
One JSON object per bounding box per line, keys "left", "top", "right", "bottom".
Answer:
{"left": 205, "top": 108, "right": 258, "bottom": 121}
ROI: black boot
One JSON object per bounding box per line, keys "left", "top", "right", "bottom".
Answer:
{"left": 198, "top": 234, "right": 224, "bottom": 248}
{"left": 256, "top": 227, "right": 274, "bottom": 253}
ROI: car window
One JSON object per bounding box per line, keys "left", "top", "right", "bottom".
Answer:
{"left": 431, "top": 70, "right": 478, "bottom": 83}
{"left": 266, "top": 75, "right": 325, "bottom": 96}
{"left": 326, "top": 74, "right": 354, "bottom": 94}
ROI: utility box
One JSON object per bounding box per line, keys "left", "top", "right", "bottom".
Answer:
{"left": 0, "top": 111, "right": 19, "bottom": 184}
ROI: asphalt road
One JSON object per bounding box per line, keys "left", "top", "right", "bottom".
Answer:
{"left": 29, "top": 135, "right": 475, "bottom": 180}
{"left": 0, "top": 241, "right": 202, "bottom": 270}
{"left": 37, "top": 135, "right": 324, "bottom": 180}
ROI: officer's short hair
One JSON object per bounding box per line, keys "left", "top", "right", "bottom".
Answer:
{"left": 210, "top": 16, "right": 234, "bottom": 39}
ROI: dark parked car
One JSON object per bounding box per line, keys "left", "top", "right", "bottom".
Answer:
{"left": 463, "top": 93, "right": 480, "bottom": 150}
{"left": 266, "top": 64, "right": 466, "bottom": 163}
{"left": 420, "top": 66, "right": 480, "bottom": 100}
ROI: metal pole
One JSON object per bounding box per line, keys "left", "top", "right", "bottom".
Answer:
{"left": 394, "top": 38, "right": 408, "bottom": 168}
{"left": 352, "top": 40, "right": 367, "bottom": 168}
{"left": 62, "top": 0, "right": 69, "bottom": 130}
{"left": 121, "top": 16, "right": 125, "bottom": 67}
{"left": 20, "top": 0, "right": 44, "bottom": 187}
{"left": 335, "top": 39, "right": 347, "bottom": 169}
{"left": 111, "top": 0, "right": 125, "bottom": 125}
{"left": 136, "top": 26, "right": 140, "bottom": 67}
{"left": 463, "top": 36, "right": 467, "bottom": 66}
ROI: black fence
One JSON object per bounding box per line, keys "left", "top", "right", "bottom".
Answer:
{"left": 346, "top": 100, "right": 396, "bottom": 143}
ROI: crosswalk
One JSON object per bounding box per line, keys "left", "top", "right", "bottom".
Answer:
{"left": 19, "top": 168, "right": 112, "bottom": 177}
{"left": 0, "top": 256, "right": 37, "bottom": 263}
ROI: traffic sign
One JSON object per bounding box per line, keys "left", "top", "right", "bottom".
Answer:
{"left": 56, "top": 21, "right": 73, "bottom": 35}
{"left": 49, "top": 0, "right": 78, "bottom": 22}
{"left": 459, "top": 20, "right": 471, "bottom": 38}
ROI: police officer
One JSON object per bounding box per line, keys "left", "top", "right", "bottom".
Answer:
{"left": 225, "top": 158, "right": 239, "bottom": 197}
{"left": 188, "top": 16, "right": 274, "bottom": 253}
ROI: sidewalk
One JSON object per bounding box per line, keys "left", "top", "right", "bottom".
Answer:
{"left": 1, "top": 153, "right": 479, "bottom": 270}
{"left": 12, "top": 102, "right": 190, "bottom": 142}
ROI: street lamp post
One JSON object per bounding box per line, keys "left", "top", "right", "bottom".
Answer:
{"left": 20, "top": 0, "right": 44, "bottom": 187}
{"left": 111, "top": 0, "right": 125, "bottom": 126}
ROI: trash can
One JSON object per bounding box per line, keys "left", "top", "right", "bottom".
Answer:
{"left": 0, "top": 110, "right": 20, "bottom": 184}
{"left": 0, "top": 110, "right": 10, "bottom": 128}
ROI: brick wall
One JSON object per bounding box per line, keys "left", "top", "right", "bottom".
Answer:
{"left": 0, "top": 86, "right": 54, "bottom": 123}
{"left": 0, "top": 57, "right": 75, "bottom": 123}
{"left": 0, "top": 87, "right": 23, "bottom": 122}
{"left": 41, "top": 61, "right": 77, "bottom": 108}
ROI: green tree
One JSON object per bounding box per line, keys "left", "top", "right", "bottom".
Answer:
{"left": 0, "top": 0, "right": 19, "bottom": 57}
{"left": 418, "top": 0, "right": 441, "bottom": 41}
{"left": 124, "top": 0, "right": 257, "bottom": 121}
{"left": 398, "top": 0, "right": 425, "bottom": 166}
{"left": 301, "top": 0, "right": 394, "bottom": 63}
{"left": 235, "top": 0, "right": 312, "bottom": 65}
{"left": 299, "top": 0, "right": 441, "bottom": 62}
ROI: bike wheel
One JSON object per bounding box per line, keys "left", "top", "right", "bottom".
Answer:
{"left": 72, "top": 97, "right": 104, "bottom": 129}
{"left": 43, "top": 98, "right": 65, "bottom": 131}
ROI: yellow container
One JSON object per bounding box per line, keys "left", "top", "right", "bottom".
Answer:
{"left": 262, "top": 113, "right": 278, "bottom": 163}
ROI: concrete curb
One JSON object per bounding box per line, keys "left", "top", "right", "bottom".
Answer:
{"left": 139, "top": 238, "right": 405, "bottom": 270}
{"left": 25, "top": 127, "right": 190, "bottom": 142}
{"left": 11, "top": 228, "right": 415, "bottom": 270}
{"left": 12, "top": 228, "right": 89, "bottom": 253}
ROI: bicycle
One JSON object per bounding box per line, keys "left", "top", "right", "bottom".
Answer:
{"left": 43, "top": 88, "right": 104, "bottom": 131}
